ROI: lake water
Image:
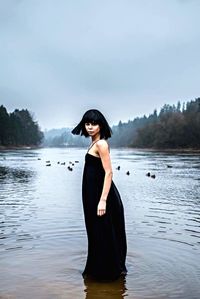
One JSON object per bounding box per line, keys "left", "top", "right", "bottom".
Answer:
{"left": 0, "top": 147, "right": 200, "bottom": 299}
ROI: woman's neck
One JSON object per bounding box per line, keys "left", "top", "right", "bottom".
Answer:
{"left": 91, "top": 137, "right": 100, "bottom": 143}
{"left": 91, "top": 134, "right": 101, "bottom": 143}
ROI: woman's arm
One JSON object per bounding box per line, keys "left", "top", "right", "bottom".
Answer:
{"left": 96, "top": 140, "right": 113, "bottom": 216}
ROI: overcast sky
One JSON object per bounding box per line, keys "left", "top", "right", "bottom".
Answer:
{"left": 0, "top": 0, "right": 200, "bottom": 131}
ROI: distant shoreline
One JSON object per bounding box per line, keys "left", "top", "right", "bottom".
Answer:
{"left": 126, "top": 147, "right": 200, "bottom": 153}
{"left": 0, "top": 145, "right": 200, "bottom": 153}
{"left": 0, "top": 145, "right": 41, "bottom": 151}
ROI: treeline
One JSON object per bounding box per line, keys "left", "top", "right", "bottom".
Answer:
{"left": 132, "top": 98, "right": 200, "bottom": 149}
{"left": 43, "top": 97, "right": 200, "bottom": 149}
{"left": 109, "top": 98, "right": 200, "bottom": 149}
{"left": 0, "top": 105, "right": 44, "bottom": 147}
{"left": 42, "top": 128, "right": 89, "bottom": 147}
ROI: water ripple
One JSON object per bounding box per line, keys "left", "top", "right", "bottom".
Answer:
{"left": 0, "top": 148, "right": 200, "bottom": 298}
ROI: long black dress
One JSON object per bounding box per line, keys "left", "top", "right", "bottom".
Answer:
{"left": 82, "top": 142, "right": 127, "bottom": 281}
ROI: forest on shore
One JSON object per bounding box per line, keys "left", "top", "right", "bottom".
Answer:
{"left": 111, "top": 97, "right": 200, "bottom": 149}
{"left": 1, "top": 97, "right": 199, "bottom": 149}
{"left": 43, "top": 97, "right": 200, "bottom": 149}
{"left": 0, "top": 105, "right": 44, "bottom": 147}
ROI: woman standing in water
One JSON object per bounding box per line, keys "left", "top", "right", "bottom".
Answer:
{"left": 71, "top": 109, "right": 127, "bottom": 281}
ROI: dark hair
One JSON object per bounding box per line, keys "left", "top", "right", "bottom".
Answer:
{"left": 71, "top": 109, "right": 112, "bottom": 139}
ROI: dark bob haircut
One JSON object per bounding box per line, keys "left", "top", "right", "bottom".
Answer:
{"left": 71, "top": 109, "right": 112, "bottom": 139}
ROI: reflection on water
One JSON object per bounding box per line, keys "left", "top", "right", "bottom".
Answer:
{"left": 0, "top": 166, "right": 34, "bottom": 183}
{"left": 0, "top": 161, "right": 37, "bottom": 252}
{"left": 0, "top": 148, "right": 200, "bottom": 298}
{"left": 83, "top": 276, "right": 127, "bottom": 299}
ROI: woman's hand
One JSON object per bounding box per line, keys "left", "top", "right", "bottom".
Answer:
{"left": 97, "top": 199, "right": 106, "bottom": 216}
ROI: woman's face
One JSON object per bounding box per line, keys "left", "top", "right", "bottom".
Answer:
{"left": 85, "top": 121, "right": 101, "bottom": 138}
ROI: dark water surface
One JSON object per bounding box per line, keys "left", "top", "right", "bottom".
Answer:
{"left": 0, "top": 148, "right": 199, "bottom": 299}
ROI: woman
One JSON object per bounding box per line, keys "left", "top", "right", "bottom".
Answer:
{"left": 71, "top": 109, "right": 127, "bottom": 281}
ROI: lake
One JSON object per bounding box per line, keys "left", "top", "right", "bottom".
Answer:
{"left": 0, "top": 147, "right": 200, "bottom": 299}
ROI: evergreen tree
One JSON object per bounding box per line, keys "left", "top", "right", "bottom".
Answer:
{"left": 0, "top": 105, "right": 10, "bottom": 145}
{"left": 0, "top": 105, "right": 44, "bottom": 147}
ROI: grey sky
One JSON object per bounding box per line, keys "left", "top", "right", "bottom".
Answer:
{"left": 0, "top": 0, "right": 200, "bottom": 131}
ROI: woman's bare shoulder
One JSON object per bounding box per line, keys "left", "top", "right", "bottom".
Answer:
{"left": 96, "top": 139, "right": 108, "bottom": 146}
{"left": 96, "top": 139, "right": 110, "bottom": 152}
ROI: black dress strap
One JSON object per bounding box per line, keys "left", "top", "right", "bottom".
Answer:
{"left": 87, "top": 140, "right": 100, "bottom": 153}
{"left": 87, "top": 139, "right": 110, "bottom": 153}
